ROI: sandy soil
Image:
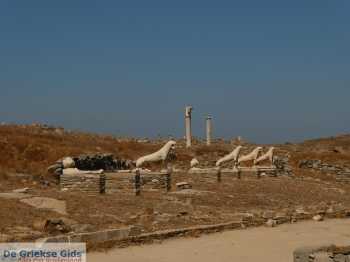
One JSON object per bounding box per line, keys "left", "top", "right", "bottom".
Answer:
{"left": 89, "top": 218, "right": 350, "bottom": 262}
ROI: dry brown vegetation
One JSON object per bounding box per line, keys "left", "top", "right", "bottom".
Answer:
{"left": 1, "top": 124, "right": 350, "bottom": 177}
{"left": 1, "top": 124, "right": 350, "bottom": 242}
{"left": 0, "top": 125, "right": 170, "bottom": 176}
{"left": 2, "top": 172, "right": 350, "bottom": 238}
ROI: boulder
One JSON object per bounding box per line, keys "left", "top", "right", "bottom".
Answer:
{"left": 33, "top": 217, "right": 77, "bottom": 233}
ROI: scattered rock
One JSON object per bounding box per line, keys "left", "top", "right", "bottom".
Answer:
{"left": 155, "top": 213, "right": 174, "bottom": 223}
{"left": 177, "top": 211, "right": 189, "bottom": 217}
{"left": 190, "top": 158, "right": 199, "bottom": 168}
{"left": 130, "top": 225, "right": 144, "bottom": 235}
{"left": 44, "top": 219, "right": 72, "bottom": 234}
{"left": 262, "top": 211, "right": 276, "bottom": 219}
{"left": 333, "top": 254, "right": 348, "bottom": 262}
{"left": 266, "top": 219, "right": 277, "bottom": 227}
{"left": 176, "top": 182, "right": 192, "bottom": 190}
{"left": 70, "top": 224, "right": 94, "bottom": 233}
{"left": 33, "top": 217, "right": 78, "bottom": 234}
{"left": 299, "top": 159, "right": 350, "bottom": 181}
{"left": 274, "top": 213, "right": 290, "bottom": 224}
{"left": 12, "top": 187, "right": 30, "bottom": 194}
{"left": 170, "top": 189, "right": 214, "bottom": 196}
{"left": 20, "top": 197, "right": 67, "bottom": 215}
{"left": 274, "top": 155, "right": 294, "bottom": 176}
{"left": 295, "top": 207, "right": 307, "bottom": 215}
{"left": 313, "top": 215, "right": 324, "bottom": 222}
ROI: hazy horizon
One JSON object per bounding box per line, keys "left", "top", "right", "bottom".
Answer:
{"left": 1, "top": 1, "right": 349, "bottom": 144}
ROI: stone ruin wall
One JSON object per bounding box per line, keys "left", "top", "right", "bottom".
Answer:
{"left": 60, "top": 172, "right": 170, "bottom": 195}
{"left": 60, "top": 173, "right": 106, "bottom": 195}
{"left": 299, "top": 159, "right": 350, "bottom": 182}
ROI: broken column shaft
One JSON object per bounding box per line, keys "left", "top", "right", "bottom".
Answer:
{"left": 206, "top": 115, "right": 212, "bottom": 146}
{"left": 185, "top": 106, "right": 193, "bottom": 148}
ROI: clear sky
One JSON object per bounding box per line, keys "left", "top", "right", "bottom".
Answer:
{"left": 1, "top": 0, "right": 349, "bottom": 143}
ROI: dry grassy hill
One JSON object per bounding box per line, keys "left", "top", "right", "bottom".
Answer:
{"left": 0, "top": 124, "right": 161, "bottom": 176}
{"left": 1, "top": 124, "right": 350, "bottom": 243}
{"left": 0, "top": 123, "right": 350, "bottom": 178}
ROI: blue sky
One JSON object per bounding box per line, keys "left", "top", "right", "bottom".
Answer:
{"left": 0, "top": 0, "right": 349, "bottom": 143}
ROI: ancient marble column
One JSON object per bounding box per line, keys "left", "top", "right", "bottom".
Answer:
{"left": 185, "top": 106, "right": 193, "bottom": 148}
{"left": 206, "top": 115, "right": 212, "bottom": 146}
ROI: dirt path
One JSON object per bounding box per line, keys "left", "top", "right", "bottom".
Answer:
{"left": 89, "top": 219, "right": 350, "bottom": 262}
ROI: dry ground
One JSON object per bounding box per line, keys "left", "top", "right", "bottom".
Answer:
{"left": 89, "top": 219, "right": 350, "bottom": 262}
{"left": 1, "top": 124, "right": 350, "bottom": 240}
{"left": 1, "top": 172, "right": 350, "bottom": 238}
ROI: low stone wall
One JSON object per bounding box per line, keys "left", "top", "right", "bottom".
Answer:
{"left": 60, "top": 174, "right": 106, "bottom": 195}
{"left": 299, "top": 160, "right": 350, "bottom": 182}
{"left": 188, "top": 167, "right": 276, "bottom": 181}
{"left": 141, "top": 172, "right": 169, "bottom": 191}
{"left": 59, "top": 170, "right": 172, "bottom": 195}
{"left": 105, "top": 171, "right": 171, "bottom": 194}
{"left": 105, "top": 172, "right": 135, "bottom": 194}
{"left": 40, "top": 213, "right": 350, "bottom": 250}
{"left": 294, "top": 245, "right": 350, "bottom": 262}
{"left": 39, "top": 221, "right": 243, "bottom": 245}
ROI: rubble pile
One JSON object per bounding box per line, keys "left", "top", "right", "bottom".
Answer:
{"left": 274, "top": 155, "right": 294, "bottom": 176}
{"left": 299, "top": 160, "right": 350, "bottom": 182}
{"left": 294, "top": 245, "right": 350, "bottom": 262}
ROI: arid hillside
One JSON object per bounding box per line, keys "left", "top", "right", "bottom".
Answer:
{"left": 0, "top": 124, "right": 162, "bottom": 176}
{"left": 0, "top": 123, "right": 350, "bottom": 178}
{"left": 1, "top": 124, "right": 350, "bottom": 244}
